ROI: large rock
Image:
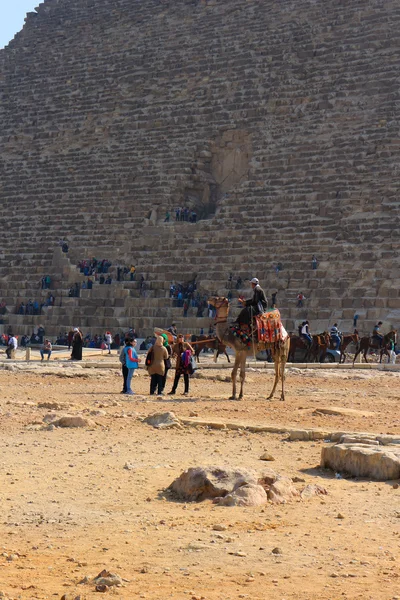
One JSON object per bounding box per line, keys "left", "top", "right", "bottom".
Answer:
{"left": 263, "top": 474, "right": 300, "bottom": 504}
{"left": 143, "top": 412, "right": 182, "bottom": 429}
{"left": 216, "top": 484, "right": 268, "bottom": 507}
{"left": 167, "top": 466, "right": 260, "bottom": 501}
{"left": 321, "top": 443, "right": 400, "bottom": 480}
{"left": 52, "top": 416, "right": 94, "bottom": 428}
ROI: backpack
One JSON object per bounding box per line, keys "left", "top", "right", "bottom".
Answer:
{"left": 145, "top": 347, "right": 154, "bottom": 367}
{"left": 180, "top": 350, "right": 191, "bottom": 368}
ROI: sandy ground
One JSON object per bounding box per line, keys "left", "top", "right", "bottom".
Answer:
{"left": 0, "top": 355, "right": 399, "bottom": 600}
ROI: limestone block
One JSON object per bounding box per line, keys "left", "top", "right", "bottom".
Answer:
{"left": 321, "top": 443, "right": 400, "bottom": 480}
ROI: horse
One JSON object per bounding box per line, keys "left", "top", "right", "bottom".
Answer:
{"left": 353, "top": 330, "right": 397, "bottom": 364}
{"left": 308, "top": 332, "right": 330, "bottom": 362}
{"left": 288, "top": 332, "right": 329, "bottom": 362}
{"left": 334, "top": 330, "right": 359, "bottom": 363}
{"left": 191, "top": 335, "right": 230, "bottom": 364}
{"left": 288, "top": 335, "right": 308, "bottom": 362}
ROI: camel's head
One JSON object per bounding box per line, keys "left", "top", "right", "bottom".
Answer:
{"left": 208, "top": 296, "right": 230, "bottom": 320}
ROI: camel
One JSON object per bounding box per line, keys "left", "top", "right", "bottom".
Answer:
{"left": 208, "top": 296, "right": 290, "bottom": 401}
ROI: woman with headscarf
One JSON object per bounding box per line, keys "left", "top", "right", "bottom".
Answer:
{"left": 71, "top": 328, "right": 83, "bottom": 360}
{"left": 168, "top": 334, "right": 194, "bottom": 396}
{"left": 146, "top": 335, "right": 168, "bottom": 395}
{"left": 160, "top": 333, "right": 172, "bottom": 393}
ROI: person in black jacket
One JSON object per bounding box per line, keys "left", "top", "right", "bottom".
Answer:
{"left": 236, "top": 278, "right": 268, "bottom": 326}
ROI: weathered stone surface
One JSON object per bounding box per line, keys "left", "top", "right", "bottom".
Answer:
{"left": 167, "top": 466, "right": 259, "bottom": 501}
{"left": 313, "top": 406, "right": 375, "bottom": 418}
{"left": 265, "top": 475, "right": 300, "bottom": 504}
{"left": 216, "top": 484, "right": 268, "bottom": 507}
{"left": 143, "top": 412, "right": 183, "bottom": 429}
{"left": 52, "top": 416, "right": 94, "bottom": 428}
{"left": 93, "top": 570, "right": 123, "bottom": 587}
{"left": 321, "top": 443, "right": 400, "bottom": 480}
{"left": 300, "top": 484, "right": 328, "bottom": 499}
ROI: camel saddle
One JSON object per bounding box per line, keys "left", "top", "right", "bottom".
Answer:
{"left": 255, "top": 308, "right": 288, "bottom": 344}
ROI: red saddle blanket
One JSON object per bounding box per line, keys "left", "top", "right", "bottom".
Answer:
{"left": 255, "top": 309, "right": 288, "bottom": 343}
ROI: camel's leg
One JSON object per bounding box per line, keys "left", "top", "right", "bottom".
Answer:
{"left": 267, "top": 351, "right": 279, "bottom": 400}
{"left": 230, "top": 354, "right": 241, "bottom": 400}
{"left": 213, "top": 349, "right": 218, "bottom": 363}
{"left": 238, "top": 354, "right": 246, "bottom": 399}
{"left": 363, "top": 348, "right": 369, "bottom": 363}
{"left": 280, "top": 354, "right": 286, "bottom": 401}
{"left": 225, "top": 351, "right": 231, "bottom": 363}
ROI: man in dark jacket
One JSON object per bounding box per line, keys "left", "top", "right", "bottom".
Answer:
{"left": 236, "top": 278, "right": 268, "bottom": 326}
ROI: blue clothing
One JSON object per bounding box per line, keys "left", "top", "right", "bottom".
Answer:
{"left": 124, "top": 346, "right": 139, "bottom": 369}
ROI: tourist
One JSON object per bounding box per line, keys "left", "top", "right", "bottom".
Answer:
{"left": 160, "top": 333, "right": 172, "bottom": 393}
{"left": 296, "top": 292, "right": 305, "bottom": 308}
{"left": 388, "top": 339, "right": 396, "bottom": 364}
{"left": 119, "top": 338, "right": 129, "bottom": 394}
{"left": 40, "top": 339, "right": 52, "bottom": 361}
{"left": 164, "top": 210, "right": 170, "bottom": 222}
{"left": 146, "top": 336, "right": 168, "bottom": 395}
{"left": 300, "top": 321, "right": 312, "bottom": 345}
{"left": 235, "top": 276, "right": 242, "bottom": 289}
{"left": 312, "top": 255, "right": 318, "bottom": 270}
{"left": 353, "top": 313, "right": 359, "bottom": 329}
{"left": 168, "top": 334, "right": 194, "bottom": 396}
{"left": 105, "top": 275, "right": 112, "bottom": 284}
{"left": 330, "top": 323, "right": 341, "bottom": 350}
{"left": 130, "top": 265, "right": 136, "bottom": 281}
{"left": 168, "top": 323, "right": 177, "bottom": 338}
{"left": 71, "top": 328, "right": 83, "bottom": 360}
{"left": 123, "top": 338, "right": 140, "bottom": 395}
{"left": 236, "top": 277, "right": 268, "bottom": 326}
{"left": 271, "top": 291, "right": 277, "bottom": 307}
{"left": 105, "top": 331, "right": 112, "bottom": 354}
{"left": 6, "top": 333, "right": 18, "bottom": 359}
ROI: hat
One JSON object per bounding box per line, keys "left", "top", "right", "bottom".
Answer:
{"left": 250, "top": 277, "right": 259, "bottom": 285}
{"left": 73, "top": 327, "right": 79, "bottom": 332}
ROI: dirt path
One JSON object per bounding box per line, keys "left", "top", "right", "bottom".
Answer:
{"left": 0, "top": 363, "right": 399, "bottom": 599}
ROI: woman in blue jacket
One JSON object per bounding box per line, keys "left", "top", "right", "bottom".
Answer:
{"left": 123, "top": 338, "right": 140, "bottom": 394}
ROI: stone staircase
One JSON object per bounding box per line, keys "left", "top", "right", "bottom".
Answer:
{"left": 0, "top": 0, "right": 399, "bottom": 338}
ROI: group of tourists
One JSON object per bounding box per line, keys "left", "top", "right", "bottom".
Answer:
{"left": 174, "top": 207, "right": 197, "bottom": 223}
{"left": 77, "top": 258, "right": 112, "bottom": 277}
{"left": 119, "top": 332, "right": 195, "bottom": 396}
{"left": 16, "top": 295, "right": 55, "bottom": 315}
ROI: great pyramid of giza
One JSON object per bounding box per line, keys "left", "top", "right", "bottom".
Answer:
{"left": 0, "top": 0, "right": 399, "bottom": 336}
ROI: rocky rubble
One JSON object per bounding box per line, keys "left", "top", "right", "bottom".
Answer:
{"left": 167, "top": 466, "right": 326, "bottom": 507}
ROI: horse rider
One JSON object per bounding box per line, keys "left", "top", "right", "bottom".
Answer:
{"left": 330, "top": 323, "right": 341, "bottom": 350}
{"left": 372, "top": 321, "right": 383, "bottom": 347}
{"left": 300, "top": 320, "right": 312, "bottom": 346}
{"left": 237, "top": 277, "right": 268, "bottom": 326}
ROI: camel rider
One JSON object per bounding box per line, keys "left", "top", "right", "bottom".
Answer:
{"left": 330, "top": 323, "right": 341, "bottom": 350}
{"left": 301, "top": 320, "right": 312, "bottom": 346}
{"left": 373, "top": 321, "right": 383, "bottom": 347}
{"left": 236, "top": 277, "right": 268, "bottom": 326}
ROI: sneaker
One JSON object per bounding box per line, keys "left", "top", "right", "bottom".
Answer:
{"left": 183, "top": 392, "right": 189, "bottom": 396}
{"left": 168, "top": 391, "right": 175, "bottom": 395}
{"left": 126, "top": 391, "right": 135, "bottom": 395}
{"left": 120, "top": 391, "right": 126, "bottom": 394}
